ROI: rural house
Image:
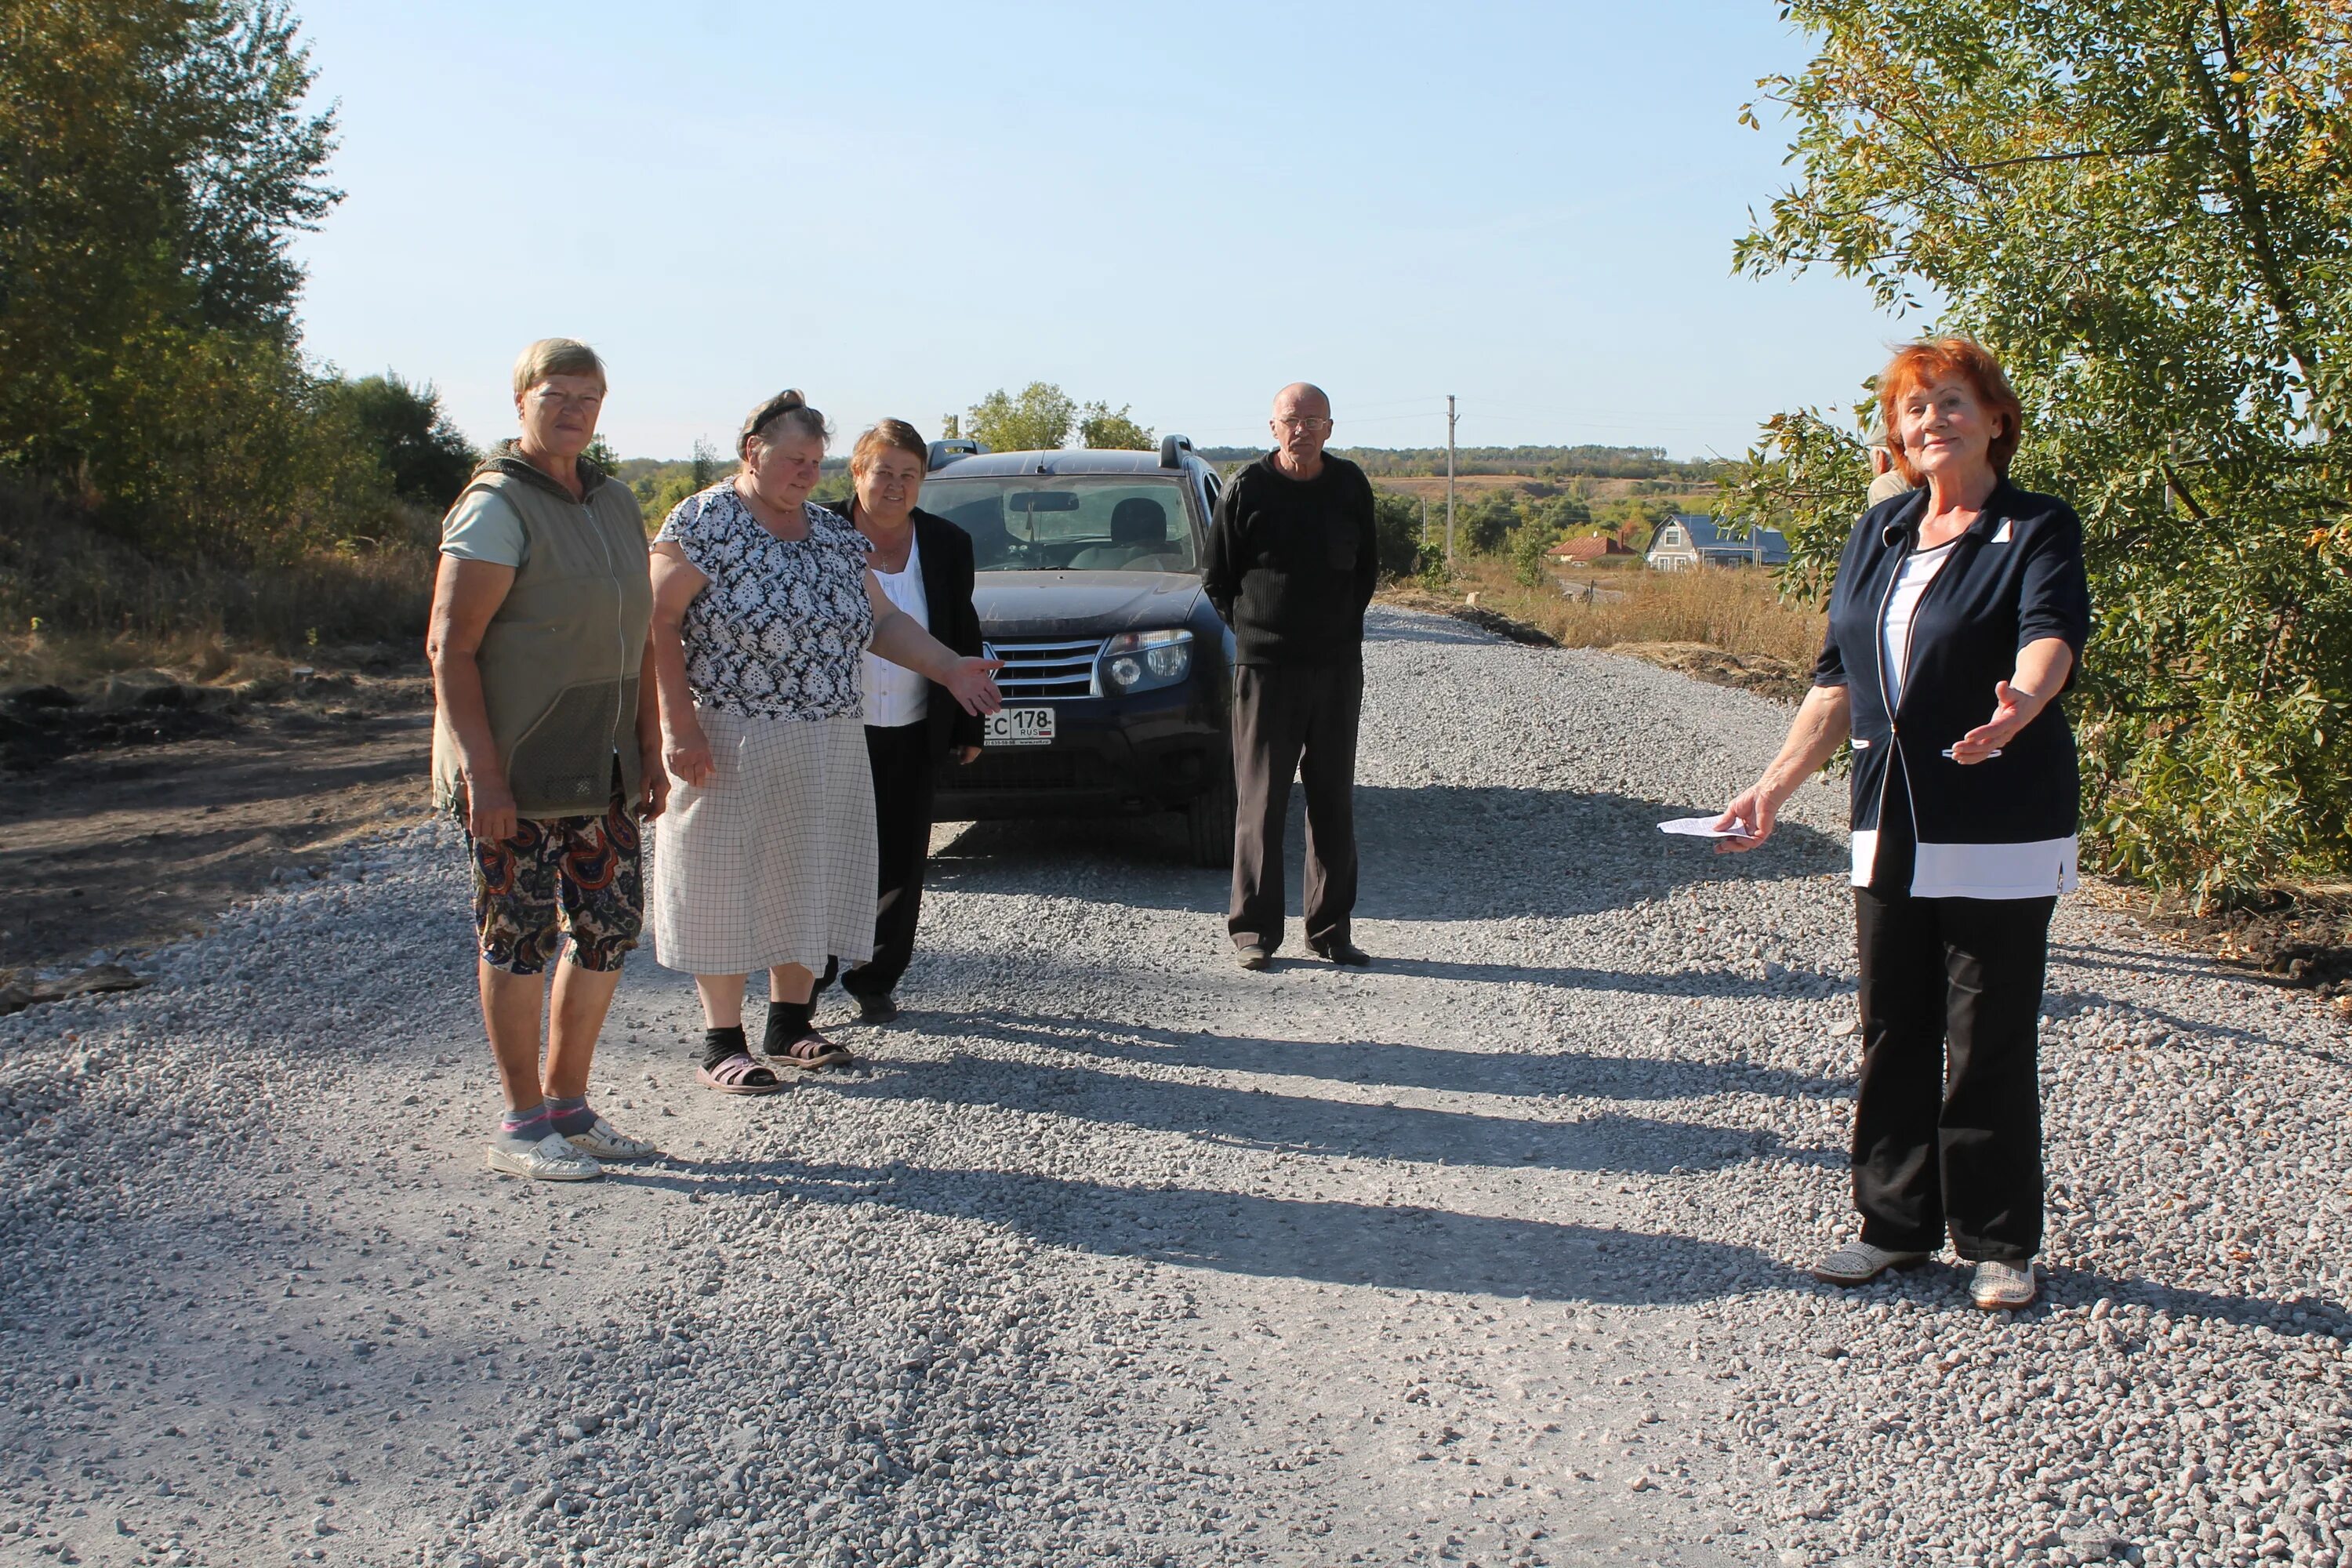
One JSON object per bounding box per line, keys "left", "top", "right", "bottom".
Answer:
{"left": 1550, "top": 536, "right": 1631, "bottom": 564}
{"left": 1642, "top": 514, "right": 1791, "bottom": 570}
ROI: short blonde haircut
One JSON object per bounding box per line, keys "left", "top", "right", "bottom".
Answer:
{"left": 511, "top": 338, "right": 608, "bottom": 397}
{"left": 851, "top": 419, "right": 928, "bottom": 474}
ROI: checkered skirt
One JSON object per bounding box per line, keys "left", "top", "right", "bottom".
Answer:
{"left": 648, "top": 707, "right": 877, "bottom": 975}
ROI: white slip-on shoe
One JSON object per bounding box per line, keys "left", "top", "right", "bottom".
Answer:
{"left": 1812, "top": 1240, "right": 1931, "bottom": 1286}
{"left": 485, "top": 1129, "right": 603, "bottom": 1182}
{"left": 1969, "top": 1258, "right": 2039, "bottom": 1311}
{"left": 565, "top": 1116, "right": 659, "bottom": 1163}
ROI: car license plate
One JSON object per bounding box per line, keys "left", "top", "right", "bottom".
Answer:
{"left": 984, "top": 706, "right": 1055, "bottom": 748}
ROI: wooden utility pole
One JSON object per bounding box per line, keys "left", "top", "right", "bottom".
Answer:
{"left": 1420, "top": 495, "right": 1428, "bottom": 546}
{"left": 1444, "top": 394, "right": 1457, "bottom": 565}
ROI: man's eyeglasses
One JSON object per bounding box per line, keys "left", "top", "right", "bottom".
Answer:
{"left": 1274, "top": 417, "right": 1332, "bottom": 433}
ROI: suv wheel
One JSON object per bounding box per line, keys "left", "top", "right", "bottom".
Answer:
{"left": 1185, "top": 770, "right": 1236, "bottom": 869}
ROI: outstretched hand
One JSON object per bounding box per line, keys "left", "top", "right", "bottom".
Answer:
{"left": 1949, "top": 680, "right": 2046, "bottom": 764}
{"left": 945, "top": 656, "right": 1005, "bottom": 717}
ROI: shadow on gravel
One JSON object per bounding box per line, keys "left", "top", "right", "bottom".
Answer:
{"left": 955, "top": 1008, "right": 1827, "bottom": 1101}
{"left": 1817, "top": 1258, "right": 2352, "bottom": 1338}
{"left": 819, "top": 1054, "right": 1835, "bottom": 1176}
{"left": 636, "top": 1160, "right": 1781, "bottom": 1305}
{"left": 1348, "top": 953, "right": 1847, "bottom": 997}
{"left": 1363, "top": 616, "right": 1501, "bottom": 647}
{"left": 933, "top": 784, "right": 1844, "bottom": 920}
{"left": 2045, "top": 982, "right": 2352, "bottom": 1070}
{"left": 2048, "top": 941, "right": 2256, "bottom": 984}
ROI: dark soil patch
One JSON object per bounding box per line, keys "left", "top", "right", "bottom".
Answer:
{"left": 1607, "top": 641, "right": 1812, "bottom": 704}
{"left": 0, "top": 667, "right": 436, "bottom": 975}
{"left": 2134, "top": 893, "right": 2352, "bottom": 1018}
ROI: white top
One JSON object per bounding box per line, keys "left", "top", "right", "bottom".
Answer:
{"left": 862, "top": 532, "right": 929, "bottom": 728}
{"left": 1880, "top": 538, "right": 1958, "bottom": 710}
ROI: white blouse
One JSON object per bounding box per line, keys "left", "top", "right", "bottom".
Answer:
{"left": 862, "top": 533, "right": 929, "bottom": 728}
{"left": 1879, "top": 538, "right": 1959, "bottom": 711}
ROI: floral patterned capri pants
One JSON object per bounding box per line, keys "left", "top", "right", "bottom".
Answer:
{"left": 467, "top": 796, "right": 644, "bottom": 975}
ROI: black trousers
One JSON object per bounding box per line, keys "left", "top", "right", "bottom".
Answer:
{"left": 1229, "top": 661, "right": 1362, "bottom": 953}
{"left": 1852, "top": 883, "right": 2055, "bottom": 1263}
{"left": 847, "top": 720, "right": 935, "bottom": 998}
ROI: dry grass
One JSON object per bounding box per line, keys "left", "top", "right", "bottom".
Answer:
{"left": 0, "top": 477, "right": 435, "bottom": 685}
{"left": 1434, "top": 556, "right": 1824, "bottom": 666}
{"left": 1375, "top": 474, "right": 1711, "bottom": 505}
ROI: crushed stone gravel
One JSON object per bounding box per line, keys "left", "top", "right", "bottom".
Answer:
{"left": 0, "top": 606, "right": 2346, "bottom": 1568}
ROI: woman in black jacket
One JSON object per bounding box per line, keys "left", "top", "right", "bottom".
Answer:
{"left": 1718, "top": 337, "right": 2089, "bottom": 1311}
{"left": 818, "top": 420, "right": 984, "bottom": 1023}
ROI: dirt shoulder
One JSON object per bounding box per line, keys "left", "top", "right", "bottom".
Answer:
{"left": 0, "top": 669, "right": 436, "bottom": 976}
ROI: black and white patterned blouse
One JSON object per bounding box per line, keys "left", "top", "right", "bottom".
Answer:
{"left": 656, "top": 485, "right": 874, "bottom": 720}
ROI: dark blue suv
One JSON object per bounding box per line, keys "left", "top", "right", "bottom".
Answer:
{"left": 920, "top": 435, "right": 1236, "bottom": 866}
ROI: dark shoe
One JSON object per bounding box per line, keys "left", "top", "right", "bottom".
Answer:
{"left": 1233, "top": 942, "right": 1270, "bottom": 971}
{"left": 851, "top": 991, "right": 900, "bottom": 1025}
{"left": 1310, "top": 938, "right": 1372, "bottom": 967}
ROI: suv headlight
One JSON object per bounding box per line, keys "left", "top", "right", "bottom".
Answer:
{"left": 1098, "top": 630, "right": 1192, "bottom": 695}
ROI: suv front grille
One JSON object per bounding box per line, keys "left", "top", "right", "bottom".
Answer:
{"left": 986, "top": 637, "right": 1102, "bottom": 699}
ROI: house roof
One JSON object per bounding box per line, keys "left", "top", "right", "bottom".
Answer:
{"left": 1646, "top": 513, "right": 1790, "bottom": 563}
{"left": 1551, "top": 535, "right": 1627, "bottom": 561}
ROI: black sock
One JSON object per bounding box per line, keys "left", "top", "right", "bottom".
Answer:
{"left": 701, "top": 1025, "right": 748, "bottom": 1071}
{"left": 763, "top": 1000, "right": 813, "bottom": 1054}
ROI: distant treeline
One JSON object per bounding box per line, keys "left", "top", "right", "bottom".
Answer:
{"left": 1196, "top": 445, "right": 1730, "bottom": 481}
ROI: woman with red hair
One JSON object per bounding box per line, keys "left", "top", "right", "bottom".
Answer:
{"left": 1717, "top": 337, "right": 2089, "bottom": 1311}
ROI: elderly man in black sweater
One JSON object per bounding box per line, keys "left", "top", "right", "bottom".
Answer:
{"left": 1202, "top": 383, "right": 1380, "bottom": 971}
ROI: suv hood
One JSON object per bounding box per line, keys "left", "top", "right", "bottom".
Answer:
{"left": 973, "top": 572, "right": 1204, "bottom": 638}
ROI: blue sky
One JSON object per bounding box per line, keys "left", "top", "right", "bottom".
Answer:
{"left": 288, "top": 1, "right": 1918, "bottom": 462}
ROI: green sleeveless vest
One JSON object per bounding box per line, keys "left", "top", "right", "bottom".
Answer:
{"left": 431, "top": 452, "right": 652, "bottom": 819}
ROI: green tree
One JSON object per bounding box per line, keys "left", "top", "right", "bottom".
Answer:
{"left": 1370, "top": 491, "right": 1426, "bottom": 580}
{"left": 1526, "top": 492, "right": 1593, "bottom": 535}
{"left": 1726, "top": 0, "right": 2352, "bottom": 902}
{"left": 1079, "top": 401, "right": 1155, "bottom": 450}
{"left": 582, "top": 434, "right": 623, "bottom": 477}
{"left": 0, "top": 0, "right": 356, "bottom": 554}
{"left": 1462, "top": 492, "right": 1525, "bottom": 556}
{"left": 319, "top": 372, "right": 476, "bottom": 509}
{"left": 966, "top": 383, "right": 1076, "bottom": 452}
{"left": 1508, "top": 523, "right": 1558, "bottom": 589}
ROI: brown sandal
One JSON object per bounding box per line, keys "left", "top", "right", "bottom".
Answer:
{"left": 764, "top": 1030, "right": 851, "bottom": 1071}
{"left": 697, "top": 1052, "right": 785, "bottom": 1095}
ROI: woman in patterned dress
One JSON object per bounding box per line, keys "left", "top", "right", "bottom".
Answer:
{"left": 647, "top": 391, "right": 1001, "bottom": 1093}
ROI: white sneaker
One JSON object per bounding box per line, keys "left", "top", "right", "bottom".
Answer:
{"left": 1969, "top": 1258, "right": 2039, "bottom": 1310}
{"left": 1812, "top": 1240, "right": 1930, "bottom": 1286}
{"left": 485, "top": 1129, "right": 603, "bottom": 1181}
{"left": 565, "top": 1116, "right": 659, "bottom": 1162}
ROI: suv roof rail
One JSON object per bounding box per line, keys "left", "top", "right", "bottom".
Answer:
{"left": 928, "top": 437, "right": 989, "bottom": 470}
{"left": 1158, "top": 433, "right": 1195, "bottom": 469}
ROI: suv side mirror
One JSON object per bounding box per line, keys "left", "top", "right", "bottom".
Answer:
{"left": 929, "top": 438, "right": 989, "bottom": 471}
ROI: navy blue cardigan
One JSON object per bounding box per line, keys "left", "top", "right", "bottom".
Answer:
{"left": 1814, "top": 479, "right": 2091, "bottom": 898}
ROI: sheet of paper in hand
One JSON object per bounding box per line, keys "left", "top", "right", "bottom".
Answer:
{"left": 1657, "top": 815, "right": 1754, "bottom": 839}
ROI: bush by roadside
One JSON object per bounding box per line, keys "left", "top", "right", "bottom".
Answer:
{"left": 0, "top": 476, "right": 435, "bottom": 687}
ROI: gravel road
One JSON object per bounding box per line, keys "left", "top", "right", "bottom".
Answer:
{"left": 2, "top": 606, "right": 2347, "bottom": 1568}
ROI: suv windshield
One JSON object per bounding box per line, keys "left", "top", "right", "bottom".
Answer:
{"left": 920, "top": 475, "right": 1199, "bottom": 573}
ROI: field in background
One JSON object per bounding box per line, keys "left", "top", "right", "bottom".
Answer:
{"left": 1385, "top": 554, "right": 1824, "bottom": 702}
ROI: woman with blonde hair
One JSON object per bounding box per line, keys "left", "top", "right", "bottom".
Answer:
{"left": 428, "top": 337, "right": 662, "bottom": 1180}
{"left": 1717, "top": 337, "right": 2089, "bottom": 1310}
{"left": 647, "top": 392, "right": 1000, "bottom": 1092}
